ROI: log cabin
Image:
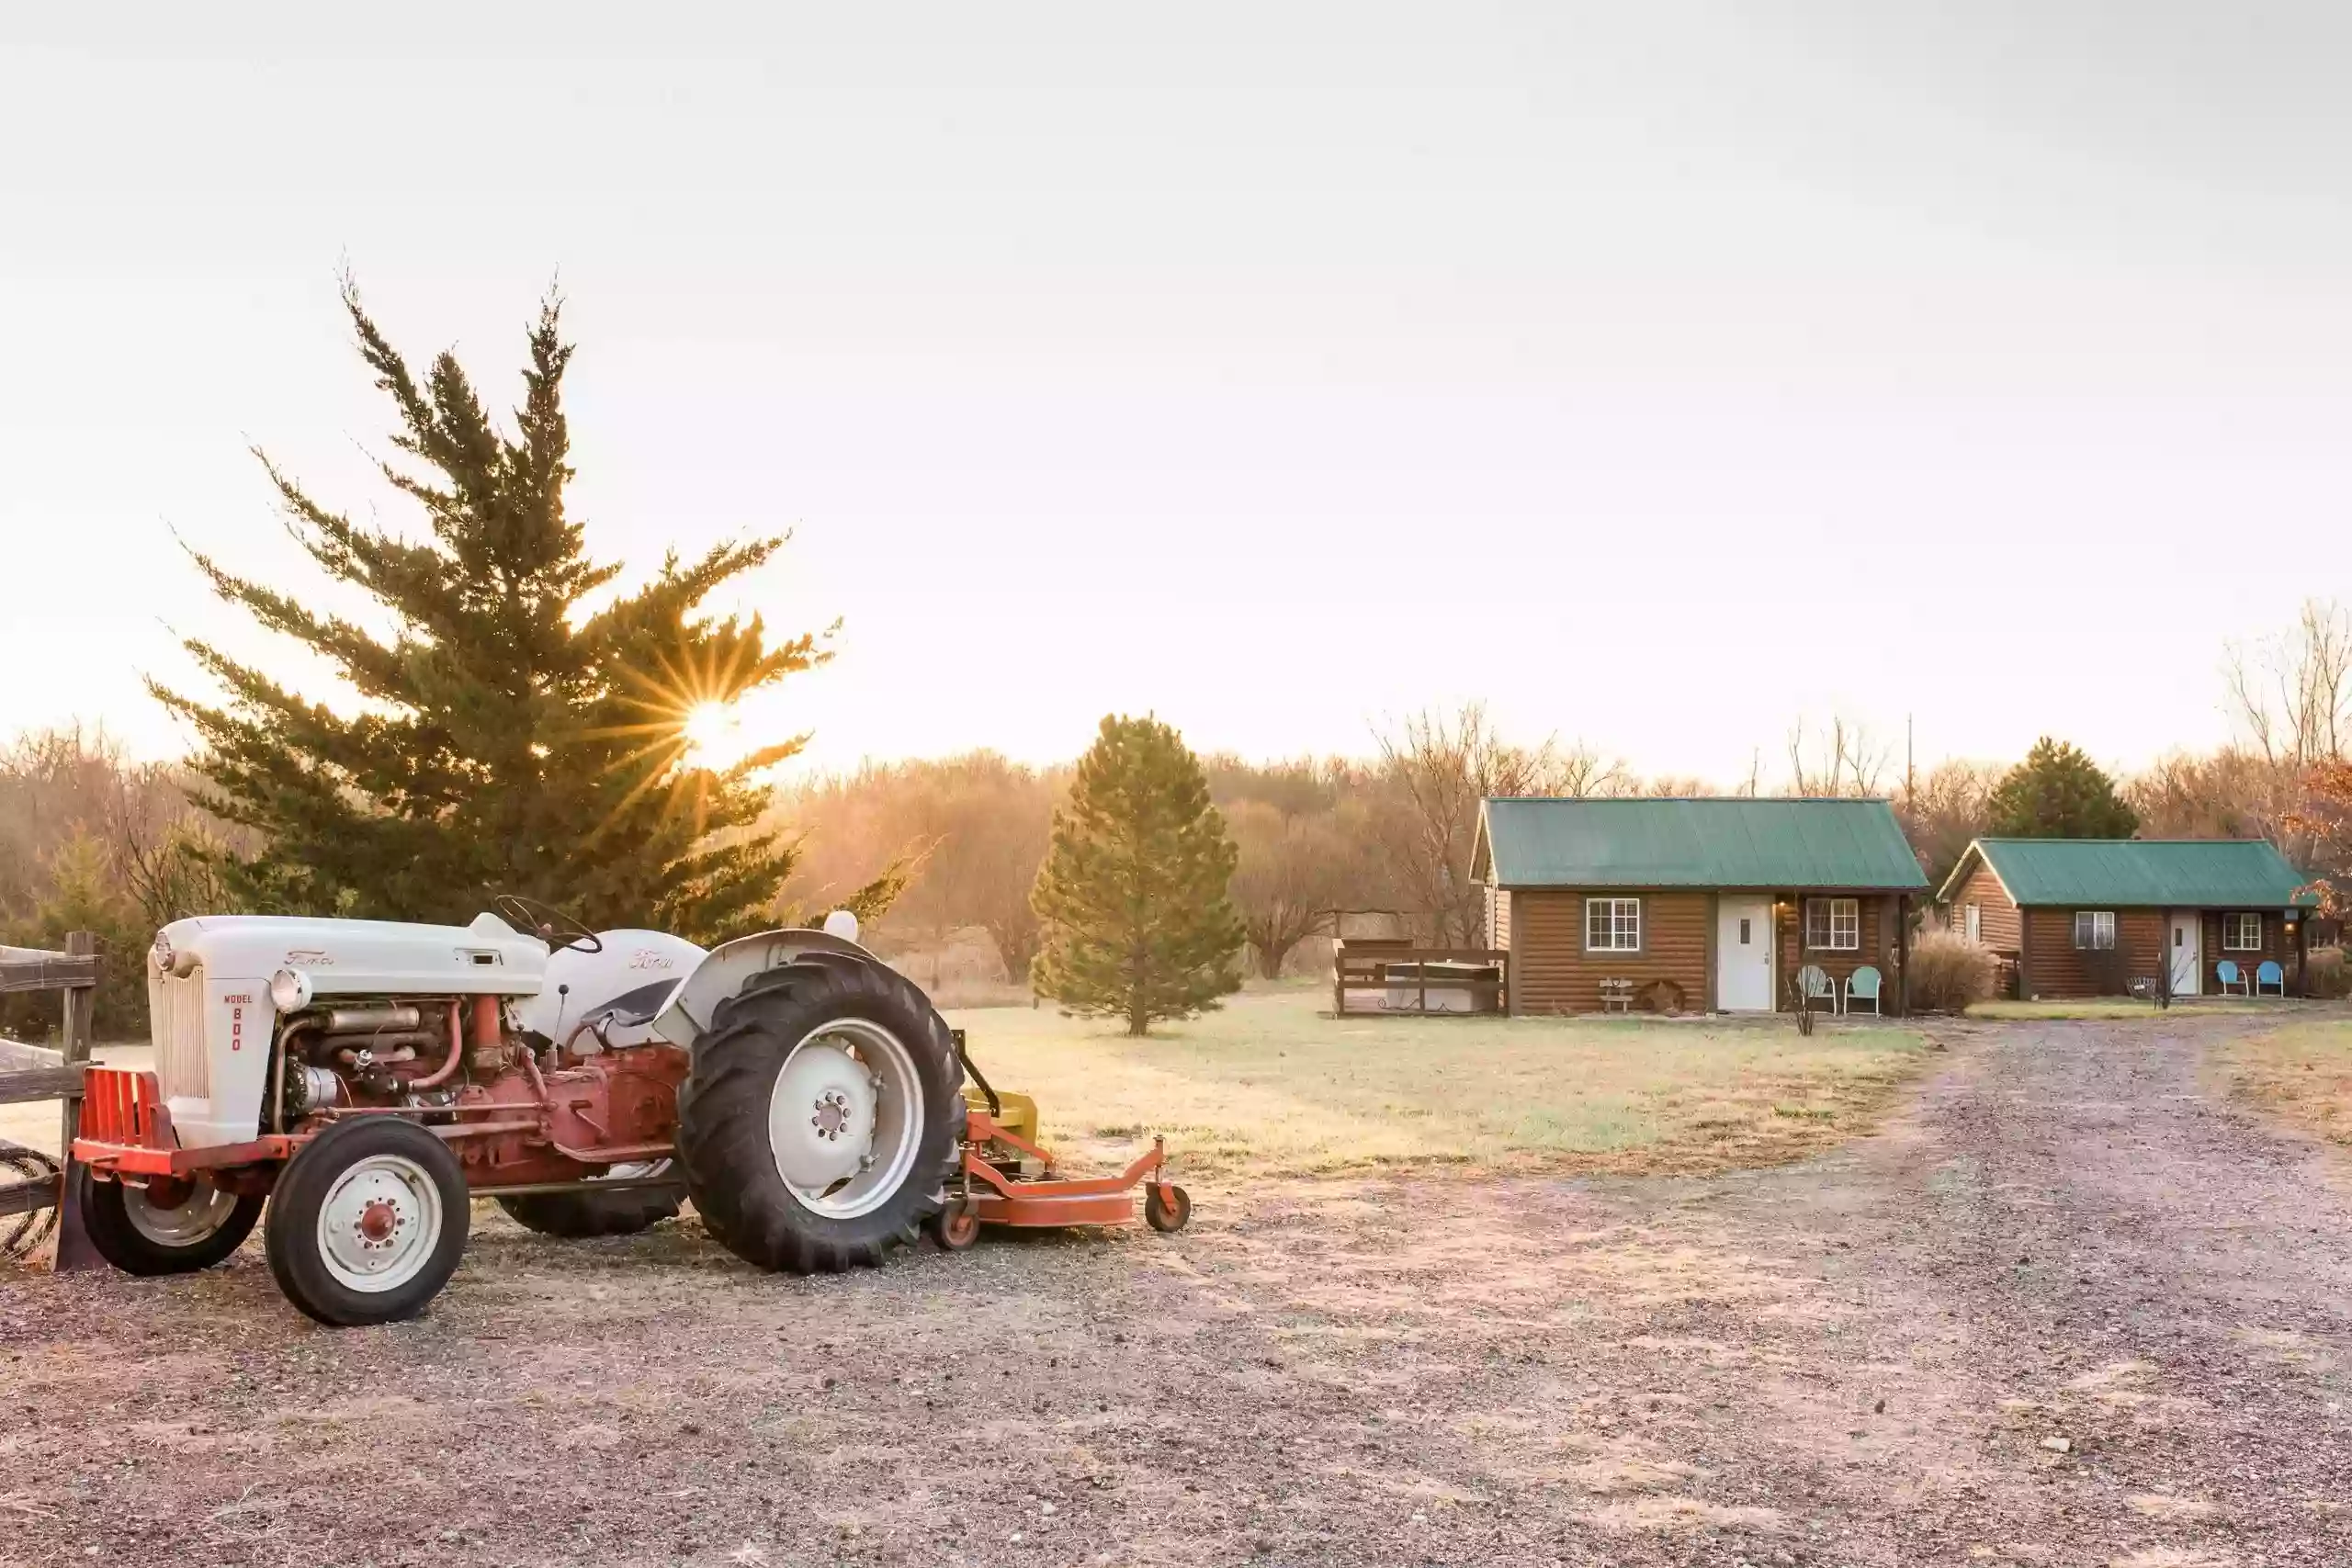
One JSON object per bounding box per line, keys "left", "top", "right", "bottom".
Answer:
{"left": 1937, "top": 838, "right": 2320, "bottom": 999}
{"left": 1471, "top": 797, "right": 1929, "bottom": 1015}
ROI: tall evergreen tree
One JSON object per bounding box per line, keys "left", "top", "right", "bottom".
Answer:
{"left": 1985, "top": 738, "right": 2140, "bottom": 840}
{"left": 1031, "top": 715, "right": 1244, "bottom": 1035}
{"left": 153, "top": 282, "right": 821, "bottom": 940}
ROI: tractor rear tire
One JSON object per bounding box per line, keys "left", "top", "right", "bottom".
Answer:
{"left": 265, "top": 1117, "right": 469, "bottom": 1327}
{"left": 74, "top": 1165, "right": 263, "bottom": 1276}
{"left": 676, "top": 954, "right": 959, "bottom": 1275}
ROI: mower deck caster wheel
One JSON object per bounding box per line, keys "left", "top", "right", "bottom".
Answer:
{"left": 931, "top": 1202, "right": 980, "bottom": 1252}
{"left": 1144, "top": 1183, "right": 1191, "bottom": 1234}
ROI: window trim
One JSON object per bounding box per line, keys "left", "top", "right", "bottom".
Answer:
{"left": 2073, "top": 909, "right": 2117, "bottom": 951}
{"left": 1804, "top": 897, "right": 1860, "bottom": 953}
{"left": 2221, "top": 911, "right": 2263, "bottom": 953}
{"left": 1584, "top": 896, "right": 1644, "bottom": 954}
{"left": 1963, "top": 903, "right": 1982, "bottom": 944}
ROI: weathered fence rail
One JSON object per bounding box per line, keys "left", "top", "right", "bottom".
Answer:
{"left": 1332, "top": 942, "right": 1510, "bottom": 1017}
{"left": 0, "top": 932, "right": 97, "bottom": 1260}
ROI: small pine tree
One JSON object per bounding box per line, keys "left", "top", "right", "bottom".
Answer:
{"left": 153, "top": 281, "right": 824, "bottom": 942}
{"left": 1030, "top": 716, "right": 1244, "bottom": 1036}
{"left": 0, "top": 830, "right": 148, "bottom": 1042}
{"left": 1985, "top": 738, "right": 2140, "bottom": 840}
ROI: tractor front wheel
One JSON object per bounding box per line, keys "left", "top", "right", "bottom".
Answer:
{"left": 265, "top": 1117, "right": 469, "bottom": 1326}
{"left": 74, "top": 1166, "right": 263, "bottom": 1276}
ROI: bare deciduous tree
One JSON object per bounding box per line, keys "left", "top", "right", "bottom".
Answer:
{"left": 1225, "top": 799, "right": 1358, "bottom": 977}
{"left": 771, "top": 752, "right": 1057, "bottom": 983}
{"left": 2128, "top": 749, "right": 2297, "bottom": 843}
{"left": 1554, "top": 741, "right": 1632, "bottom": 799}
{"left": 2226, "top": 599, "right": 2351, "bottom": 768}
{"left": 1895, "top": 759, "right": 2000, "bottom": 890}
{"left": 1642, "top": 774, "right": 1720, "bottom": 798}
{"left": 1371, "top": 702, "right": 1571, "bottom": 948}
{"left": 1783, "top": 715, "right": 1891, "bottom": 797}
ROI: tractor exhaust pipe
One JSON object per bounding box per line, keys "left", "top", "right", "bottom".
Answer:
{"left": 413, "top": 1001, "right": 467, "bottom": 1089}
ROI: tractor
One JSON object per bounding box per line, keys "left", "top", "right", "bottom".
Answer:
{"left": 67, "top": 897, "right": 1186, "bottom": 1325}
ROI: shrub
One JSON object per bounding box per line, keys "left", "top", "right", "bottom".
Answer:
{"left": 1907, "top": 930, "right": 1996, "bottom": 1013}
{"left": 2307, "top": 947, "right": 2348, "bottom": 1000}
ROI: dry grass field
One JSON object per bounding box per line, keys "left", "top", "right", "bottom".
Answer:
{"left": 2213, "top": 1018, "right": 2352, "bottom": 1149}
{"left": 946, "top": 985, "right": 1934, "bottom": 1181}
{"left": 1966, "top": 997, "right": 2283, "bottom": 1021}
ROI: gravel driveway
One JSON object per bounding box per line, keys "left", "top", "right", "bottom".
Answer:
{"left": 3, "top": 1018, "right": 2347, "bottom": 1567}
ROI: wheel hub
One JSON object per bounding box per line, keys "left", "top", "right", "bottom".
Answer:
{"left": 764, "top": 1021, "right": 925, "bottom": 1221}
{"left": 811, "top": 1089, "right": 852, "bottom": 1141}
{"left": 316, "top": 1155, "right": 441, "bottom": 1292}
{"left": 121, "top": 1181, "right": 243, "bottom": 1248}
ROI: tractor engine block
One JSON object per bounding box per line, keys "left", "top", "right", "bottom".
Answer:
{"left": 274, "top": 995, "right": 687, "bottom": 1190}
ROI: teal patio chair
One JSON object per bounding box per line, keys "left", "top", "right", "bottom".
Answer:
{"left": 1794, "top": 964, "right": 1838, "bottom": 1014}
{"left": 2255, "top": 960, "right": 2286, "bottom": 998}
{"left": 2216, "top": 960, "right": 2250, "bottom": 997}
{"left": 1845, "top": 965, "right": 1883, "bottom": 1016}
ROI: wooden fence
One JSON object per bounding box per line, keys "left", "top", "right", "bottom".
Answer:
{"left": 1331, "top": 942, "right": 1510, "bottom": 1018}
{"left": 0, "top": 933, "right": 97, "bottom": 1264}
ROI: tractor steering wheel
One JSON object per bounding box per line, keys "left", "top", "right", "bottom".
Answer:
{"left": 491, "top": 894, "right": 604, "bottom": 954}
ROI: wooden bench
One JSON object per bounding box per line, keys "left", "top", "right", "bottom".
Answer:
{"left": 1598, "top": 977, "right": 1635, "bottom": 1015}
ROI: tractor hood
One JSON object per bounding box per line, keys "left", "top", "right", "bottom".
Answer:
{"left": 152, "top": 913, "right": 548, "bottom": 998}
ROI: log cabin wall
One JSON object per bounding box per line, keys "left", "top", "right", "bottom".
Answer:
{"left": 1776, "top": 895, "right": 1894, "bottom": 1002}
{"left": 2021, "top": 908, "right": 2166, "bottom": 998}
{"left": 1948, "top": 861, "right": 2021, "bottom": 951}
{"left": 1510, "top": 889, "right": 1709, "bottom": 1015}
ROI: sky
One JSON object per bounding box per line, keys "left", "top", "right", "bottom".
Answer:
{"left": 3, "top": 3, "right": 2347, "bottom": 788}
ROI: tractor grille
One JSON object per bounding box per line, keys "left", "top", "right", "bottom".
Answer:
{"left": 147, "top": 964, "right": 212, "bottom": 1100}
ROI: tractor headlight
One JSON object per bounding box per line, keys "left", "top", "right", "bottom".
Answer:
{"left": 152, "top": 931, "right": 173, "bottom": 973}
{"left": 269, "top": 967, "right": 314, "bottom": 1012}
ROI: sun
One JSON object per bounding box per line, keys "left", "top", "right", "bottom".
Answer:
{"left": 680, "top": 700, "right": 749, "bottom": 773}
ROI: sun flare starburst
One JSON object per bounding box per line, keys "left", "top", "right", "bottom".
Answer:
{"left": 680, "top": 699, "right": 750, "bottom": 773}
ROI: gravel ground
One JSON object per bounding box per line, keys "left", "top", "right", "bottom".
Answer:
{"left": 2, "top": 1018, "right": 2347, "bottom": 1567}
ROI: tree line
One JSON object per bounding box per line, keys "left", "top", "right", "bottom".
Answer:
{"left": 8, "top": 592, "right": 2349, "bottom": 1040}
{"left": 5, "top": 282, "right": 2345, "bottom": 1039}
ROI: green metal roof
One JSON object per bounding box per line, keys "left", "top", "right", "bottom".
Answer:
{"left": 1474, "top": 797, "right": 1928, "bottom": 890}
{"left": 1945, "top": 837, "right": 2317, "bottom": 908}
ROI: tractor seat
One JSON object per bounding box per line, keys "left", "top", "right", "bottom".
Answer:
{"left": 585, "top": 980, "right": 678, "bottom": 1031}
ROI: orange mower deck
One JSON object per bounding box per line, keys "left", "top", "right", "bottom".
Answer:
{"left": 929, "top": 1106, "right": 1190, "bottom": 1250}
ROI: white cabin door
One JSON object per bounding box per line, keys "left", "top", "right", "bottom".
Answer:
{"left": 1717, "top": 897, "right": 1774, "bottom": 1011}
{"left": 2169, "top": 910, "right": 2200, "bottom": 997}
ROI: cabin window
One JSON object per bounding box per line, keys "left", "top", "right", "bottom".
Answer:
{"left": 1963, "top": 904, "right": 1982, "bottom": 943}
{"left": 1804, "top": 897, "right": 1860, "bottom": 952}
{"left": 2073, "top": 910, "right": 2116, "bottom": 951}
{"left": 2222, "top": 912, "right": 2263, "bottom": 952}
{"left": 1585, "top": 897, "right": 1642, "bottom": 953}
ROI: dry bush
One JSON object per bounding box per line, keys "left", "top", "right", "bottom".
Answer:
{"left": 1906, "top": 929, "right": 1996, "bottom": 1013}
{"left": 2306, "top": 947, "right": 2348, "bottom": 1000}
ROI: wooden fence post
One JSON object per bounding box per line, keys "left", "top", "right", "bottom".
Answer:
{"left": 59, "top": 931, "right": 95, "bottom": 1150}
{"left": 51, "top": 931, "right": 102, "bottom": 1272}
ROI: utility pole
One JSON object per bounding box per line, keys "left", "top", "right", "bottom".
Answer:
{"left": 1905, "top": 714, "right": 1916, "bottom": 804}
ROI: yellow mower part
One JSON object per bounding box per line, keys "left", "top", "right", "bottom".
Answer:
{"left": 963, "top": 1086, "right": 1038, "bottom": 1147}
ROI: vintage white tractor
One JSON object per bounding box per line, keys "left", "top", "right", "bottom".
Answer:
{"left": 68, "top": 898, "right": 967, "bottom": 1325}
{"left": 70, "top": 897, "right": 1186, "bottom": 1325}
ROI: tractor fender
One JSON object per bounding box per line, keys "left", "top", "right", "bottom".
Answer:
{"left": 652, "top": 929, "right": 885, "bottom": 1048}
